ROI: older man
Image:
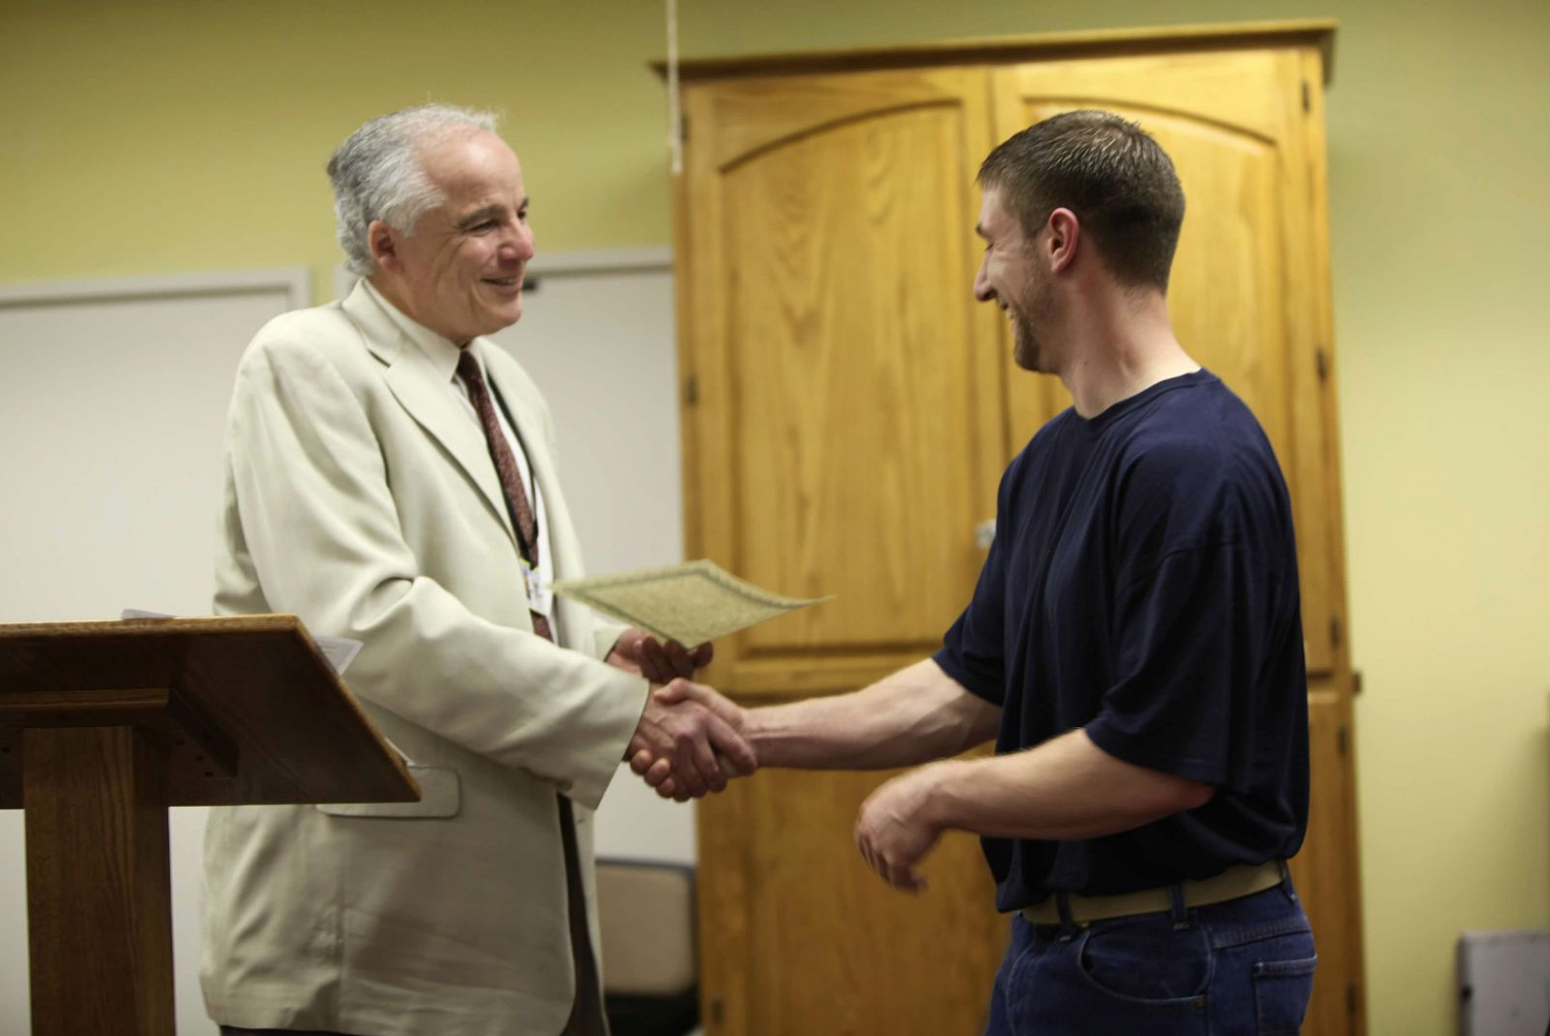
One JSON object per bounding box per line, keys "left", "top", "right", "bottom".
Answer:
{"left": 201, "top": 104, "right": 750, "bottom": 1036}
{"left": 646, "top": 111, "right": 1316, "bottom": 1034}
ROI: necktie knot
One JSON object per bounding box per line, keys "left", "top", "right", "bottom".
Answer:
{"left": 456, "top": 347, "right": 483, "bottom": 386}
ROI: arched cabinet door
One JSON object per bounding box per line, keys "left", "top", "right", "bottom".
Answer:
{"left": 676, "top": 66, "right": 1011, "bottom": 1036}
{"left": 678, "top": 67, "right": 1007, "bottom": 698}
{"left": 993, "top": 48, "right": 1347, "bottom": 680}
{"left": 995, "top": 47, "right": 1364, "bottom": 1036}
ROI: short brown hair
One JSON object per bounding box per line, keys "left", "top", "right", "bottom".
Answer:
{"left": 978, "top": 110, "right": 1185, "bottom": 291}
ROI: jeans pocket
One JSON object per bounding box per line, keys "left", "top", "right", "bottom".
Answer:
{"left": 1077, "top": 918, "right": 1212, "bottom": 1004}
{"left": 1253, "top": 954, "right": 1317, "bottom": 1035}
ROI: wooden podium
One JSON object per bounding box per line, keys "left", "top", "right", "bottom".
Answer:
{"left": 0, "top": 615, "right": 420, "bottom": 1036}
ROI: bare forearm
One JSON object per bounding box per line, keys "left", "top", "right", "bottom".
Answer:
{"left": 744, "top": 659, "right": 1000, "bottom": 770}
{"left": 924, "top": 729, "right": 1213, "bottom": 841}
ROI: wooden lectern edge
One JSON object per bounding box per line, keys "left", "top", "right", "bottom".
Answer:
{"left": 264, "top": 613, "right": 421, "bottom": 800}
{"left": 0, "top": 613, "right": 421, "bottom": 806}
{"left": 1, "top": 614, "right": 427, "bottom": 1036}
{"left": 245, "top": 613, "right": 422, "bottom": 804}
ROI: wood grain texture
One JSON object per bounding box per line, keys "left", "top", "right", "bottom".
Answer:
{"left": 24, "top": 725, "right": 174, "bottom": 1036}
{"left": 1297, "top": 57, "right": 1367, "bottom": 1036}
{"left": 2, "top": 615, "right": 422, "bottom": 1036}
{"left": 1291, "top": 679, "right": 1365, "bottom": 1036}
{"left": 680, "top": 66, "right": 1007, "bottom": 1035}
{"left": 652, "top": 20, "right": 1337, "bottom": 85}
{"left": 683, "top": 67, "right": 1004, "bottom": 698}
{"left": 996, "top": 47, "right": 1342, "bottom": 676}
{"left": 0, "top": 615, "right": 418, "bottom": 808}
{"left": 698, "top": 762, "right": 1007, "bottom": 1036}
{"left": 677, "top": 27, "right": 1363, "bottom": 1036}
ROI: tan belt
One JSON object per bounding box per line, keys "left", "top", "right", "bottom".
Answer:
{"left": 1019, "top": 860, "right": 1286, "bottom": 926}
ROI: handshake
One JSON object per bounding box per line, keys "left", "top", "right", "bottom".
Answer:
{"left": 608, "top": 630, "right": 757, "bottom": 801}
{"left": 604, "top": 629, "right": 994, "bottom": 893}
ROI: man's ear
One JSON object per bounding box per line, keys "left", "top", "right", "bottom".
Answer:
{"left": 1046, "top": 207, "right": 1081, "bottom": 274}
{"left": 367, "top": 219, "right": 401, "bottom": 275}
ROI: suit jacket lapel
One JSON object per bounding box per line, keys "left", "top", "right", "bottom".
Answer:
{"left": 341, "top": 284, "right": 519, "bottom": 551}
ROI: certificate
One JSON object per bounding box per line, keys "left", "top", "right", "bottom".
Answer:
{"left": 550, "top": 560, "right": 830, "bottom": 646}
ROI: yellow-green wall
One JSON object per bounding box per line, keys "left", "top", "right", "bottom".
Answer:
{"left": 4, "top": 1, "right": 1547, "bottom": 1033}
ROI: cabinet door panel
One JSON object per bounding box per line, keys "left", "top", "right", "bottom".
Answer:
{"left": 1290, "top": 679, "right": 1365, "bottom": 1036}
{"left": 679, "top": 69, "right": 1009, "bottom": 1036}
{"left": 993, "top": 50, "right": 1342, "bottom": 677}
{"left": 698, "top": 763, "right": 1008, "bottom": 1036}
{"left": 682, "top": 69, "right": 1005, "bottom": 694}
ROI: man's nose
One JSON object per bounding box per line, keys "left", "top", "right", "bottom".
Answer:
{"left": 501, "top": 223, "right": 534, "bottom": 262}
{"left": 973, "top": 258, "right": 993, "bottom": 302}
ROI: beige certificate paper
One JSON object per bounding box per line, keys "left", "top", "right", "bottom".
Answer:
{"left": 550, "top": 560, "right": 830, "bottom": 646}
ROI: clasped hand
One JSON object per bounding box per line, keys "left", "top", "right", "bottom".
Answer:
{"left": 628, "top": 679, "right": 755, "bottom": 800}
{"left": 608, "top": 630, "right": 946, "bottom": 891}
{"left": 607, "top": 631, "right": 757, "bottom": 800}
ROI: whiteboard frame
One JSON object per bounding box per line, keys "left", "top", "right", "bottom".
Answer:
{"left": 0, "top": 267, "right": 311, "bottom": 310}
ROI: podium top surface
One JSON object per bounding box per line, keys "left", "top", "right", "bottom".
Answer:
{"left": 0, "top": 615, "right": 419, "bottom": 808}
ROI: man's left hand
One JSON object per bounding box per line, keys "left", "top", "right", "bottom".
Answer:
{"left": 607, "top": 629, "right": 713, "bottom": 684}
{"left": 854, "top": 762, "right": 957, "bottom": 893}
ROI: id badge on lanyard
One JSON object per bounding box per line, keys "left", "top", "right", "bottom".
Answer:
{"left": 521, "top": 558, "right": 554, "bottom": 618}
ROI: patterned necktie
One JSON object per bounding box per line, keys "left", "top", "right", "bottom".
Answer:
{"left": 454, "top": 347, "right": 606, "bottom": 1035}
{"left": 455, "top": 348, "right": 554, "bottom": 642}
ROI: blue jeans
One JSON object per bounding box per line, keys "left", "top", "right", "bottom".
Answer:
{"left": 984, "top": 882, "right": 1316, "bottom": 1035}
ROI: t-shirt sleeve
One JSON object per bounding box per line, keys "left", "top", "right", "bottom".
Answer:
{"left": 1083, "top": 436, "right": 1281, "bottom": 788}
{"left": 1084, "top": 541, "right": 1274, "bottom": 787}
{"left": 935, "top": 484, "right": 1012, "bottom": 706}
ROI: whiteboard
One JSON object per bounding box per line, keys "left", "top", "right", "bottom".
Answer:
{"left": 0, "top": 268, "right": 309, "bottom": 1036}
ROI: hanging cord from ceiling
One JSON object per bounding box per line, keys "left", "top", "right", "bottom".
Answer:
{"left": 666, "top": 0, "right": 683, "bottom": 176}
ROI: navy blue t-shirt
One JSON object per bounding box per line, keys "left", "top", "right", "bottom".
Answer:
{"left": 935, "top": 370, "right": 1309, "bottom": 910}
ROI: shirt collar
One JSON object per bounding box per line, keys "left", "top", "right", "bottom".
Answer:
{"left": 360, "top": 278, "right": 483, "bottom": 384}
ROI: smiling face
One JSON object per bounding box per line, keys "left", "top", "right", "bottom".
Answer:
{"left": 973, "top": 187, "right": 1053, "bottom": 373}
{"left": 369, "top": 130, "right": 533, "bottom": 345}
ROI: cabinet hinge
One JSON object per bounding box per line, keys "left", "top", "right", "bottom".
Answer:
{"left": 1329, "top": 614, "right": 1342, "bottom": 649}
{"left": 1316, "top": 347, "right": 1329, "bottom": 381}
{"left": 710, "top": 993, "right": 725, "bottom": 1026}
{"left": 1347, "top": 981, "right": 1360, "bottom": 1016}
{"left": 1337, "top": 724, "right": 1348, "bottom": 757}
{"left": 1302, "top": 80, "right": 1312, "bottom": 113}
{"left": 684, "top": 374, "right": 699, "bottom": 406}
{"left": 680, "top": 114, "right": 690, "bottom": 143}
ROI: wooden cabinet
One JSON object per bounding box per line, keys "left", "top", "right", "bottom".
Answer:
{"left": 671, "top": 21, "right": 1363, "bottom": 1036}
{"left": 678, "top": 66, "right": 1006, "bottom": 694}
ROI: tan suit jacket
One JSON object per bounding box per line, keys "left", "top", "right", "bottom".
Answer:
{"left": 200, "top": 281, "right": 649, "bottom": 1036}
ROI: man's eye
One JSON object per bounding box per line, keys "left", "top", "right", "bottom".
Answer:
{"left": 473, "top": 221, "right": 497, "bottom": 232}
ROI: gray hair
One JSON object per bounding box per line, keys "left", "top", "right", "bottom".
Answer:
{"left": 326, "top": 104, "right": 500, "bottom": 276}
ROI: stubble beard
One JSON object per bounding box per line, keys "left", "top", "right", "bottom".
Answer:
{"left": 1009, "top": 272, "right": 1056, "bottom": 374}
{"left": 1012, "top": 314, "right": 1044, "bottom": 373}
